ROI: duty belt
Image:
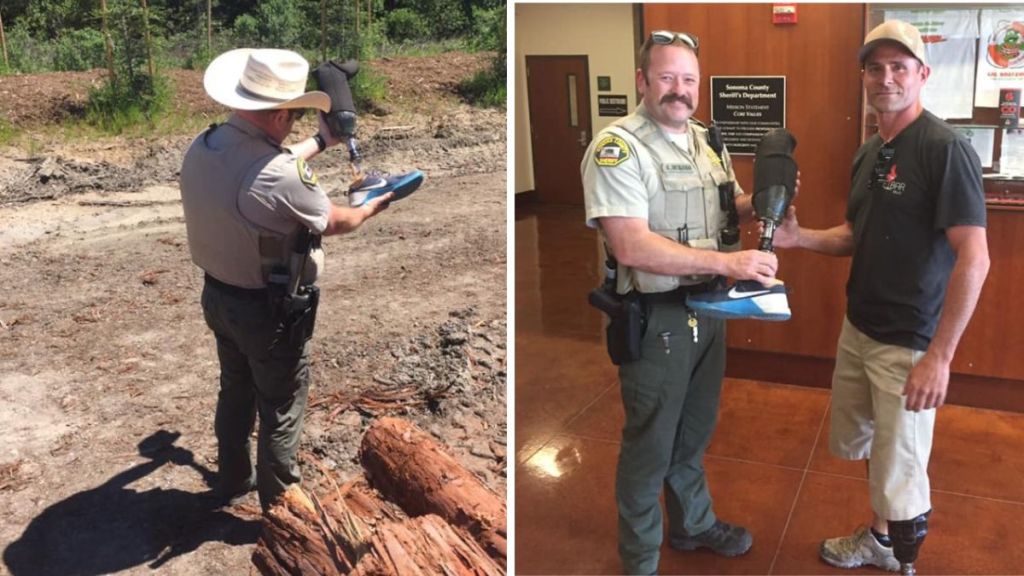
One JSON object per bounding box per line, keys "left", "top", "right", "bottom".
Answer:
{"left": 204, "top": 273, "right": 268, "bottom": 299}
{"left": 637, "top": 282, "right": 715, "bottom": 304}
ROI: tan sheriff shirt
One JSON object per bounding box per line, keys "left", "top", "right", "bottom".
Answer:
{"left": 180, "top": 114, "right": 331, "bottom": 289}
{"left": 581, "top": 103, "right": 742, "bottom": 294}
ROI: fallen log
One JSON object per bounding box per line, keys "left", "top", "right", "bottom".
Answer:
{"left": 350, "top": 514, "right": 504, "bottom": 576}
{"left": 251, "top": 485, "right": 352, "bottom": 575}
{"left": 252, "top": 484, "right": 503, "bottom": 575}
{"left": 359, "top": 417, "right": 507, "bottom": 565}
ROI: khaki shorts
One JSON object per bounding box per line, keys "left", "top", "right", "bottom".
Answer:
{"left": 830, "top": 317, "right": 934, "bottom": 521}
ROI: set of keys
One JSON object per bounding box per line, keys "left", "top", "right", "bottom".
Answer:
{"left": 658, "top": 312, "right": 700, "bottom": 354}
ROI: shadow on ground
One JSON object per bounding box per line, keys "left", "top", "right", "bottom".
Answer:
{"left": 3, "top": 429, "right": 260, "bottom": 575}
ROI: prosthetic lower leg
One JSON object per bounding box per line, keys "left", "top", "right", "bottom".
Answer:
{"left": 685, "top": 128, "right": 797, "bottom": 321}
{"left": 751, "top": 128, "right": 797, "bottom": 257}
{"left": 888, "top": 510, "right": 931, "bottom": 576}
{"left": 312, "top": 60, "right": 364, "bottom": 175}
{"left": 313, "top": 60, "right": 424, "bottom": 206}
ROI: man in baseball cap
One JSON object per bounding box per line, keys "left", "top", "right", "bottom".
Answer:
{"left": 179, "top": 48, "right": 393, "bottom": 512}
{"left": 771, "top": 19, "right": 990, "bottom": 575}
{"left": 858, "top": 19, "right": 928, "bottom": 66}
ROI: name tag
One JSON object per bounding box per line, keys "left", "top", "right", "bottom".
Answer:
{"left": 663, "top": 163, "right": 695, "bottom": 175}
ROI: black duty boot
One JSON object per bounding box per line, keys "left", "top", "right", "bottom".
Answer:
{"left": 670, "top": 520, "right": 753, "bottom": 557}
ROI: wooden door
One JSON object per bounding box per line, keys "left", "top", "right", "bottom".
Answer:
{"left": 525, "top": 55, "right": 592, "bottom": 205}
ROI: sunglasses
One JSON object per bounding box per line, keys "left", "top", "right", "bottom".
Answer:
{"left": 650, "top": 30, "right": 700, "bottom": 55}
{"left": 872, "top": 144, "right": 895, "bottom": 189}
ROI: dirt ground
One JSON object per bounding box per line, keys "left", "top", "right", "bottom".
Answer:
{"left": 0, "top": 53, "right": 506, "bottom": 575}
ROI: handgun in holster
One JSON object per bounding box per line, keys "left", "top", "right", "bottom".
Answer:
{"left": 268, "top": 228, "right": 321, "bottom": 349}
{"left": 587, "top": 247, "right": 645, "bottom": 365}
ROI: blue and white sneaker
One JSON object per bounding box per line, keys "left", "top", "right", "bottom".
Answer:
{"left": 348, "top": 169, "right": 424, "bottom": 207}
{"left": 686, "top": 279, "right": 792, "bottom": 321}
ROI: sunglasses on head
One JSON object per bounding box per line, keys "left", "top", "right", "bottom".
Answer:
{"left": 872, "top": 144, "right": 895, "bottom": 188}
{"left": 650, "top": 30, "right": 700, "bottom": 55}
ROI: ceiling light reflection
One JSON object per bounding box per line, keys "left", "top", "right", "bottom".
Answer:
{"left": 527, "top": 443, "right": 582, "bottom": 479}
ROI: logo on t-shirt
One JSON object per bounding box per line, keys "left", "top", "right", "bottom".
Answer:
{"left": 594, "top": 135, "right": 630, "bottom": 167}
{"left": 879, "top": 163, "right": 905, "bottom": 196}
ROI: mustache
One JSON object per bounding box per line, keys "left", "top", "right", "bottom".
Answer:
{"left": 660, "top": 93, "right": 694, "bottom": 108}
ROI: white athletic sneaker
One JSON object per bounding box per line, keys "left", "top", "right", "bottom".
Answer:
{"left": 685, "top": 279, "right": 792, "bottom": 321}
{"left": 820, "top": 526, "right": 899, "bottom": 572}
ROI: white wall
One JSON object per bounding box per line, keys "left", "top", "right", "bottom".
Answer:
{"left": 515, "top": 3, "right": 636, "bottom": 193}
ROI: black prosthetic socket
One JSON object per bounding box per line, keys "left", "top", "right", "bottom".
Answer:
{"left": 888, "top": 509, "right": 931, "bottom": 575}
{"left": 312, "top": 60, "right": 363, "bottom": 167}
{"left": 752, "top": 129, "right": 798, "bottom": 252}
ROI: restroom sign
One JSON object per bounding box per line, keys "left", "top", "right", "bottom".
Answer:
{"left": 598, "top": 95, "right": 628, "bottom": 117}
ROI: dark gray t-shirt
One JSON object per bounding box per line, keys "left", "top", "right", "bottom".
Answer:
{"left": 846, "top": 110, "right": 987, "bottom": 350}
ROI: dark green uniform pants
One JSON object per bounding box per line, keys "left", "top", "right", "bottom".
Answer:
{"left": 616, "top": 301, "right": 726, "bottom": 575}
{"left": 201, "top": 279, "right": 311, "bottom": 511}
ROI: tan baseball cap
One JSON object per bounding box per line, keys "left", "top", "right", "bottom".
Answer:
{"left": 858, "top": 19, "right": 927, "bottom": 66}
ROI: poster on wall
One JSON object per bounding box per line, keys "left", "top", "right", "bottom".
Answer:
{"left": 709, "top": 76, "right": 785, "bottom": 155}
{"left": 885, "top": 10, "right": 977, "bottom": 119}
{"left": 999, "top": 130, "right": 1024, "bottom": 176}
{"left": 951, "top": 125, "right": 995, "bottom": 169}
{"left": 975, "top": 9, "right": 1024, "bottom": 108}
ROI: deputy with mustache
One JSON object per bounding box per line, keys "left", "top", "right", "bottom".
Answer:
{"left": 581, "top": 31, "right": 776, "bottom": 575}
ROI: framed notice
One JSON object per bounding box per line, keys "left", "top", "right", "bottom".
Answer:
{"left": 709, "top": 76, "right": 786, "bottom": 155}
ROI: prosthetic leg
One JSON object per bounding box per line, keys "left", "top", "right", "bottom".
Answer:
{"left": 313, "top": 60, "right": 365, "bottom": 174}
{"left": 686, "top": 128, "right": 797, "bottom": 321}
{"left": 313, "top": 60, "right": 424, "bottom": 207}
{"left": 751, "top": 128, "right": 798, "bottom": 254}
{"left": 888, "top": 510, "right": 931, "bottom": 575}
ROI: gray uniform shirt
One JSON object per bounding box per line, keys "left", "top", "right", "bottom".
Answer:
{"left": 180, "top": 114, "right": 331, "bottom": 288}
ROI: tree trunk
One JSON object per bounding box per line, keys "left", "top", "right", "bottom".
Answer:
{"left": 350, "top": 515, "right": 504, "bottom": 576}
{"left": 99, "top": 0, "right": 117, "bottom": 84}
{"left": 359, "top": 417, "right": 507, "bottom": 566}
{"left": 206, "top": 0, "right": 211, "bottom": 56}
{"left": 253, "top": 482, "right": 503, "bottom": 575}
{"left": 0, "top": 8, "right": 9, "bottom": 69}
{"left": 140, "top": 0, "right": 155, "bottom": 78}
{"left": 319, "top": 0, "right": 327, "bottom": 63}
{"left": 251, "top": 485, "right": 353, "bottom": 576}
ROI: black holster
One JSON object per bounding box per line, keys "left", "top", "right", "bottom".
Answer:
{"left": 588, "top": 287, "right": 645, "bottom": 365}
{"left": 278, "top": 285, "right": 319, "bottom": 347}
{"left": 267, "top": 266, "right": 320, "bottom": 350}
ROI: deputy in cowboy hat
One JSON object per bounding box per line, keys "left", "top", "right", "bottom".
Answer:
{"left": 179, "top": 48, "right": 393, "bottom": 511}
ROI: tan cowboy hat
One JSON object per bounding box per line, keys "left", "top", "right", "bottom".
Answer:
{"left": 204, "top": 48, "right": 331, "bottom": 112}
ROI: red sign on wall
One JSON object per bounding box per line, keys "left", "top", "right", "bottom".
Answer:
{"left": 1000, "top": 88, "right": 1021, "bottom": 129}
{"left": 772, "top": 4, "right": 798, "bottom": 25}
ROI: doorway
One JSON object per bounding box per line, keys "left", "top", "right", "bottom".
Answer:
{"left": 525, "top": 55, "right": 592, "bottom": 205}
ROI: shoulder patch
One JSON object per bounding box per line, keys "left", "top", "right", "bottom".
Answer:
{"left": 296, "top": 157, "right": 318, "bottom": 188}
{"left": 594, "top": 135, "right": 631, "bottom": 167}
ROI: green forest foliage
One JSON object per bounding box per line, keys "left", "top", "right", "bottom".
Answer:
{"left": 0, "top": 0, "right": 505, "bottom": 132}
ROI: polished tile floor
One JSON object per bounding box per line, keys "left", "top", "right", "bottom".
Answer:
{"left": 515, "top": 204, "right": 1024, "bottom": 575}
